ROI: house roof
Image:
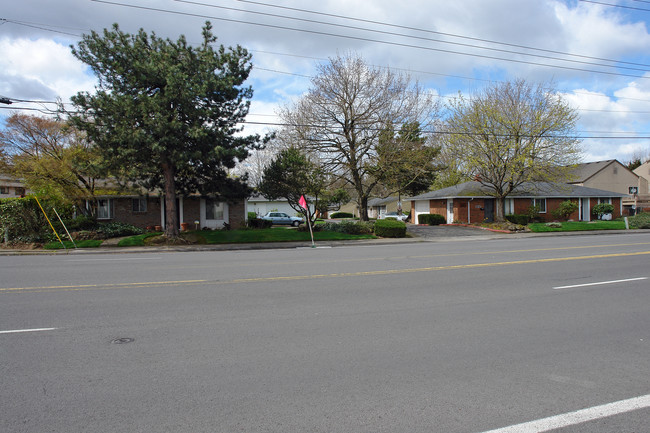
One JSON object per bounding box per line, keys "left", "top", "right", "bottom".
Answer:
{"left": 567, "top": 159, "right": 637, "bottom": 183}
{"left": 633, "top": 161, "right": 650, "bottom": 180}
{"left": 409, "top": 181, "right": 629, "bottom": 201}
{"left": 368, "top": 196, "right": 409, "bottom": 206}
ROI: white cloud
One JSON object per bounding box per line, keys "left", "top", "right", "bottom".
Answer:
{"left": 0, "top": 37, "right": 96, "bottom": 102}
{"left": 2, "top": 0, "right": 649, "bottom": 163}
{"left": 554, "top": 1, "right": 650, "bottom": 59}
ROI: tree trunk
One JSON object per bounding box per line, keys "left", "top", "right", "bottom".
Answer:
{"left": 495, "top": 196, "right": 505, "bottom": 222}
{"left": 162, "top": 162, "right": 179, "bottom": 238}
{"left": 359, "top": 195, "right": 369, "bottom": 221}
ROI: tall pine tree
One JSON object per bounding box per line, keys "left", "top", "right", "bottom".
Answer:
{"left": 70, "top": 22, "right": 262, "bottom": 237}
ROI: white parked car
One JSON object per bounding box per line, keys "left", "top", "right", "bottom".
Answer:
{"left": 379, "top": 212, "right": 409, "bottom": 222}
{"left": 261, "top": 212, "right": 304, "bottom": 226}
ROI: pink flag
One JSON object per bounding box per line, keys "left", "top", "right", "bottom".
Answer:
{"left": 299, "top": 195, "right": 307, "bottom": 210}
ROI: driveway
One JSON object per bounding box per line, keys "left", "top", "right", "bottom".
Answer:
{"left": 407, "top": 224, "right": 503, "bottom": 239}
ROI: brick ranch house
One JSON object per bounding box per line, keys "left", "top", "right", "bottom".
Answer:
{"left": 409, "top": 181, "right": 629, "bottom": 224}
{"left": 91, "top": 194, "right": 247, "bottom": 230}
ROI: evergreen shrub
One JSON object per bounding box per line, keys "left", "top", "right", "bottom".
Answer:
{"left": 330, "top": 212, "right": 354, "bottom": 219}
{"left": 374, "top": 219, "right": 406, "bottom": 237}
{"left": 505, "top": 214, "right": 529, "bottom": 225}
{"left": 418, "top": 213, "right": 446, "bottom": 225}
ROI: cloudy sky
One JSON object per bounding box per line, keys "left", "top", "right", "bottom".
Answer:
{"left": 2, "top": 0, "right": 650, "bottom": 162}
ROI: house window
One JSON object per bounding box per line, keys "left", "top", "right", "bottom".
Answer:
{"left": 504, "top": 198, "right": 515, "bottom": 215}
{"left": 205, "top": 199, "right": 224, "bottom": 220}
{"left": 97, "top": 198, "right": 113, "bottom": 219}
{"left": 598, "top": 197, "right": 612, "bottom": 204}
{"left": 0, "top": 186, "right": 8, "bottom": 194}
{"left": 132, "top": 197, "right": 147, "bottom": 212}
{"left": 15, "top": 187, "right": 25, "bottom": 196}
{"left": 533, "top": 198, "right": 546, "bottom": 213}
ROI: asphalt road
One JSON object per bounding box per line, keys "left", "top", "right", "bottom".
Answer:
{"left": 1, "top": 232, "right": 649, "bottom": 432}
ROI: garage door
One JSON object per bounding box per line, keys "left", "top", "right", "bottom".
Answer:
{"left": 414, "top": 200, "right": 430, "bottom": 224}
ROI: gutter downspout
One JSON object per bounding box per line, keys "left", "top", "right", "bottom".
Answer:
{"left": 468, "top": 198, "right": 474, "bottom": 224}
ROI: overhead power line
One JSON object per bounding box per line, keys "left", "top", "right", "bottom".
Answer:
{"left": 232, "top": 0, "right": 650, "bottom": 69}
{"left": 0, "top": 18, "right": 82, "bottom": 37}
{"left": 2, "top": 105, "right": 647, "bottom": 139}
{"left": 578, "top": 0, "right": 650, "bottom": 11}
{"left": 90, "top": 0, "right": 649, "bottom": 80}
{"left": 4, "top": 12, "right": 650, "bottom": 103}
{"left": 239, "top": 120, "right": 650, "bottom": 140}
{"left": 173, "top": 0, "right": 649, "bottom": 73}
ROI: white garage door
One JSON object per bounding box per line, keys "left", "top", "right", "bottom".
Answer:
{"left": 414, "top": 200, "right": 430, "bottom": 224}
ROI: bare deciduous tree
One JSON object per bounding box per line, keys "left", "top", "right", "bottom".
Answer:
{"left": 279, "top": 54, "right": 439, "bottom": 220}
{"left": 443, "top": 79, "right": 583, "bottom": 222}
{"left": 0, "top": 113, "right": 102, "bottom": 212}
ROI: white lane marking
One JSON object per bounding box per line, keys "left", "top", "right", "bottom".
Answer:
{"left": 480, "top": 394, "right": 650, "bottom": 433}
{"left": 0, "top": 327, "right": 58, "bottom": 334}
{"left": 553, "top": 277, "right": 647, "bottom": 290}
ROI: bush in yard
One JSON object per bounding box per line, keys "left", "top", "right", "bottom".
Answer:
{"left": 311, "top": 220, "right": 374, "bottom": 234}
{"left": 62, "top": 215, "right": 98, "bottom": 231}
{"left": 330, "top": 212, "right": 354, "bottom": 219}
{"left": 247, "top": 218, "right": 272, "bottom": 229}
{"left": 526, "top": 205, "right": 542, "bottom": 222}
{"left": 247, "top": 211, "right": 257, "bottom": 221}
{"left": 0, "top": 197, "right": 51, "bottom": 243}
{"left": 418, "top": 213, "right": 446, "bottom": 225}
{"left": 629, "top": 212, "right": 650, "bottom": 229}
{"left": 551, "top": 200, "right": 579, "bottom": 221}
{"left": 592, "top": 203, "right": 614, "bottom": 220}
{"left": 97, "top": 221, "right": 144, "bottom": 238}
{"left": 505, "top": 214, "right": 529, "bottom": 225}
{"left": 374, "top": 219, "right": 406, "bottom": 237}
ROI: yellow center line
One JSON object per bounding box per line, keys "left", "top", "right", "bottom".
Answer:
{"left": 3, "top": 251, "right": 649, "bottom": 293}
{"left": 231, "top": 250, "right": 650, "bottom": 283}
{"left": 0, "top": 279, "right": 208, "bottom": 292}
{"left": 176, "top": 242, "right": 650, "bottom": 269}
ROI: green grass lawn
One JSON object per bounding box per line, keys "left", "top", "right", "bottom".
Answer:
{"left": 117, "top": 232, "right": 163, "bottom": 247}
{"left": 43, "top": 239, "right": 103, "bottom": 249}
{"left": 528, "top": 220, "right": 626, "bottom": 232}
{"left": 191, "top": 227, "right": 375, "bottom": 244}
{"left": 42, "top": 228, "right": 374, "bottom": 249}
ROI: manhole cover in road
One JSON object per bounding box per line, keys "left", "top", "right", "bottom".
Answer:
{"left": 111, "top": 337, "right": 135, "bottom": 344}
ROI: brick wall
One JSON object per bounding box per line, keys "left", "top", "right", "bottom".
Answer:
{"left": 229, "top": 200, "right": 246, "bottom": 229}
{"left": 107, "top": 196, "right": 247, "bottom": 229}
{"left": 511, "top": 197, "right": 621, "bottom": 222}
{"left": 183, "top": 198, "right": 201, "bottom": 225}
{"left": 467, "top": 199, "right": 486, "bottom": 223}
{"left": 429, "top": 199, "right": 446, "bottom": 218}
{"left": 109, "top": 197, "right": 162, "bottom": 228}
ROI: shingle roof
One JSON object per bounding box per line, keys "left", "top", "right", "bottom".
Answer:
{"left": 368, "top": 196, "right": 406, "bottom": 206}
{"left": 409, "top": 181, "right": 628, "bottom": 201}
{"left": 568, "top": 160, "right": 617, "bottom": 183}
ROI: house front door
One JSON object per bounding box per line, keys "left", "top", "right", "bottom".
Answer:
{"left": 447, "top": 199, "right": 454, "bottom": 223}
{"left": 580, "top": 198, "right": 590, "bottom": 221}
{"left": 484, "top": 199, "right": 494, "bottom": 222}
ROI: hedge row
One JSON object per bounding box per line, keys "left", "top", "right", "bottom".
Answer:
{"left": 629, "top": 211, "right": 650, "bottom": 229}
{"left": 505, "top": 214, "right": 530, "bottom": 225}
{"left": 417, "top": 213, "right": 446, "bottom": 225}
{"left": 374, "top": 219, "right": 406, "bottom": 238}
{"left": 1, "top": 196, "right": 143, "bottom": 244}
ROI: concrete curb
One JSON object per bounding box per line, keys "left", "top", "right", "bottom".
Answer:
{"left": 1, "top": 228, "right": 647, "bottom": 256}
